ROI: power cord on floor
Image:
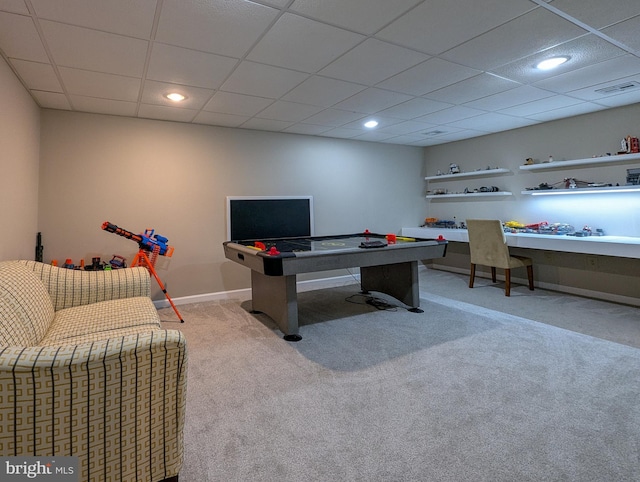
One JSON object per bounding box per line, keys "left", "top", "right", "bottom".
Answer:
{"left": 345, "top": 293, "right": 399, "bottom": 311}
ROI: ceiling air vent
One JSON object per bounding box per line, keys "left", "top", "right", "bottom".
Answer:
{"left": 423, "top": 130, "right": 448, "bottom": 137}
{"left": 595, "top": 81, "right": 640, "bottom": 94}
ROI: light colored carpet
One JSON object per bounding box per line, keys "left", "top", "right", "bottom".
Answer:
{"left": 159, "top": 269, "right": 640, "bottom": 482}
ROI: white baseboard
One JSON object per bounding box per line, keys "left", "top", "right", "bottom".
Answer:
{"left": 152, "top": 274, "right": 360, "bottom": 309}
{"left": 428, "top": 263, "right": 640, "bottom": 307}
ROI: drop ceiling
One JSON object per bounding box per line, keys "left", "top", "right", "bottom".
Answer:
{"left": 1, "top": 0, "right": 639, "bottom": 146}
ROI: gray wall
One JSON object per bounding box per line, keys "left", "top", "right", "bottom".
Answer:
{"left": 0, "top": 56, "right": 40, "bottom": 260}
{"left": 38, "top": 110, "right": 426, "bottom": 299}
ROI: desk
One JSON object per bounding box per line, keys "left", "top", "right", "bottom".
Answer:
{"left": 223, "top": 233, "right": 448, "bottom": 340}
{"left": 401, "top": 227, "right": 640, "bottom": 258}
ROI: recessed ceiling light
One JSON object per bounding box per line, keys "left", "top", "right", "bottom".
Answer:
{"left": 536, "top": 56, "right": 569, "bottom": 71}
{"left": 364, "top": 120, "right": 378, "bottom": 129}
{"left": 165, "top": 92, "right": 186, "bottom": 102}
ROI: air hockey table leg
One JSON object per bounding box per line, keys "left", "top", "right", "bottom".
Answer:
{"left": 250, "top": 270, "right": 302, "bottom": 341}
{"left": 360, "top": 260, "right": 423, "bottom": 313}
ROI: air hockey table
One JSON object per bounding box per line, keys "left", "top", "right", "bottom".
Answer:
{"left": 223, "top": 232, "right": 447, "bottom": 340}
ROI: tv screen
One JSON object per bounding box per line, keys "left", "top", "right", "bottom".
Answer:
{"left": 227, "top": 196, "right": 314, "bottom": 241}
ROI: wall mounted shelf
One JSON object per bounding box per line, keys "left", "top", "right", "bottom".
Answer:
{"left": 426, "top": 191, "right": 512, "bottom": 199}
{"left": 521, "top": 185, "right": 640, "bottom": 196}
{"left": 519, "top": 152, "right": 640, "bottom": 171}
{"left": 425, "top": 168, "right": 511, "bottom": 181}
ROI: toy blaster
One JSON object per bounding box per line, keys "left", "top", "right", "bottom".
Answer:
{"left": 101, "top": 221, "right": 174, "bottom": 257}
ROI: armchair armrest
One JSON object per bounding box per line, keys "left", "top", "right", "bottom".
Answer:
{"left": 18, "top": 261, "right": 151, "bottom": 311}
{"left": 0, "top": 330, "right": 187, "bottom": 482}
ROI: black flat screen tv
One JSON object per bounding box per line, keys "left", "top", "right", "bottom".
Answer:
{"left": 226, "top": 196, "right": 314, "bottom": 241}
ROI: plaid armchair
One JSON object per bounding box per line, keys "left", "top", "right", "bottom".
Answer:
{"left": 0, "top": 261, "right": 187, "bottom": 482}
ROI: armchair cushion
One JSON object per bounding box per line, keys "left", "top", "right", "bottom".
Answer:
{"left": 0, "top": 261, "right": 54, "bottom": 346}
{"left": 17, "top": 260, "right": 151, "bottom": 311}
{"left": 39, "top": 296, "right": 162, "bottom": 346}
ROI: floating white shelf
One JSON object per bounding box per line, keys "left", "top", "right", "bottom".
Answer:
{"left": 425, "top": 168, "right": 511, "bottom": 181}
{"left": 521, "top": 185, "right": 640, "bottom": 196}
{"left": 519, "top": 152, "right": 640, "bottom": 171}
{"left": 426, "top": 191, "right": 513, "bottom": 199}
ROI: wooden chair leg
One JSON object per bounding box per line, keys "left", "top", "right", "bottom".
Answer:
{"left": 491, "top": 267, "right": 497, "bottom": 282}
{"left": 527, "top": 265, "right": 534, "bottom": 290}
{"left": 504, "top": 268, "right": 511, "bottom": 296}
{"left": 469, "top": 263, "right": 476, "bottom": 288}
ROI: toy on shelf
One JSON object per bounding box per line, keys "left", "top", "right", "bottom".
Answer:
{"left": 109, "top": 255, "right": 127, "bottom": 269}
{"left": 102, "top": 221, "right": 184, "bottom": 323}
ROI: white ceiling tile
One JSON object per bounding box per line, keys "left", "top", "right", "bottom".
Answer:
{"left": 464, "top": 86, "right": 555, "bottom": 111}
{"left": 525, "top": 102, "right": 607, "bottom": 122}
{"left": 246, "top": 13, "right": 365, "bottom": 73}
{"left": 318, "top": 127, "right": 362, "bottom": 139}
{"left": 141, "top": 80, "right": 214, "bottom": 110}
{"left": 378, "top": 58, "right": 480, "bottom": 96}
{"left": 353, "top": 132, "right": 399, "bottom": 142}
{"left": 31, "top": 90, "right": 71, "bottom": 110}
{"left": 282, "top": 123, "right": 333, "bottom": 135}
{"left": 567, "top": 74, "right": 640, "bottom": 101}
{"left": 490, "top": 34, "right": 628, "bottom": 84}
{"left": 69, "top": 95, "right": 137, "bottom": 116}
{"left": 382, "top": 134, "right": 430, "bottom": 145}
{"left": 341, "top": 115, "right": 402, "bottom": 131}
{"left": 281, "top": 76, "right": 367, "bottom": 107}
{"left": 0, "top": 12, "right": 49, "bottom": 62}
{"left": 376, "top": 120, "right": 437, "bottom": 135}
{"left": 447, "top": 112, "right": 538, "bottom": 132}
{"left": 425, "top": 73, "right": 521, "bottom": 105}
{"left": 319, "top": 38, "right": 429, "bottom": 86}
{"left": 259, "top": 0, "right": 290, "bottom": 7}
{"left": 415, "top": 106, "right": 486, "bottom": 125}
{"left": 549, "top": 0, "right": 640, "bottom": 29}
{"left": 333, "top": 88, "right": 413, "bottom": 114}
{"left": 256, "top": 100, "right": 324, "bottom": 122}
{"left": 240, "top": 118, "right": 293, "bottom": 131}
{"left": 441, "top": 8, "right": 587, "bottom": 71}
{"left": 59, "top": 67, "right": 141, "bottom": 101}
{"left": 429, "top": 130, "right": 488, "bottom": 143}
{"left": 11, "top": 59, "right": 61, "bottom": 92}
{"left": 498, "top": 95, "right": 584, "bottom": 117}
{"left": 137, "top": 104, "right": 197, "bottom": 123}
{"left": 40, "top": 20, "right": 148, "bottom": 77}
{"left": 204, "top": 92, "right": 274, "bottom": 117}
{"left": 289, "top": 0, "right": 422, "bottom": 35}
{"left": 302, "top": 109, "right": 366, "bottom": 127}
{"left": 147, "top": 44, "right": 238, "bottom": 89}
{"left": 534, "top": 55, "right": 640, "bottom": 93}
{"left": 30, "top": 0, "right": 157, "bottom": 38}
{"left": 155, "top": 0, "right": 278, "bottom": 58}
{"left": 601, "top": 15, "right": 640, "bottom": 52}
{"left": 221, "top": 61, "right": 308, "bottom": 98}
{"left": 376, "top": 0, "right": 536, "bottom": 55}
{"left": 192, "top": 111, "right": 250, "bottom": 127}
{"left": 377, "top": 98, "right": 452, "bottom": 119}
{"left": 592, "top": 87, "right": 640, "bottom": 108}
{"left": 0, "top": 0, "right": 29, "bottom": 14}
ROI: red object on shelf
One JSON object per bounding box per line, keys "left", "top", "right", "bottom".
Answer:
{"left": 268, "top": 246, "right": 280, "bottom": 256}
{"left": 437, "top": 235, "right": 446, "bottom": 241}
{"left": 255, "top": 241, "right": 266, "bottom": 251}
